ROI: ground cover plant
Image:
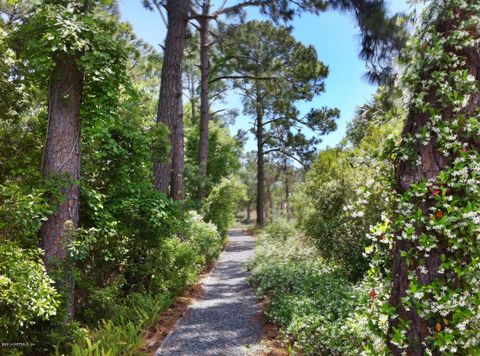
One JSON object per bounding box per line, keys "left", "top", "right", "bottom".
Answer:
{"left": 249, "top": 220, "right": 389, "bottom": 355}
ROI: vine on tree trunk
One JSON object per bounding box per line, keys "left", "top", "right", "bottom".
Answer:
{"left": 367, "top": 1, "right": 480, "bottom": 354}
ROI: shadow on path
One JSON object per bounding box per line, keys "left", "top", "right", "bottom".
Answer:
{"left": 155, "top": 228, "right": 262, "bottom": 356}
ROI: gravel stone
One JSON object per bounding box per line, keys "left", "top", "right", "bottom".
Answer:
{"left": 155, "top": 228, "right": 263, "bottom": 356}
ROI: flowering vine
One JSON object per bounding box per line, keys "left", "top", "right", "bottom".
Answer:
{"left": 366, "top": 0, "right": 480, "bottom": 354}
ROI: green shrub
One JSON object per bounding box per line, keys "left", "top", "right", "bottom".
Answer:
{"left": 0, "top": 242, "right": 60, "bottom": 340}
{"left": 68, "top": 234, "right": 201, "bottom": 356}
{"left": 72, "top": 185, "right": 181, "bottom": 323}
{"left": 295, "top": 146, "right": 389, "bottom": 281}
{"left": 70, "top": 291, "right": 173, "bottom": 356}
{"left": 185, "top": 211, "right": 223, "bottom": 265}
{"left": 71, "top": 319, "right": 143, "bottom": 356}
{"left": 204, "top": 176, "right": 246, "bottom": 237}
{"left": 147, "top": 236, "right": 200, "bottom": 295}
{"left": 69, "top": 209, "right": 225, "bottom": 356}
{"left": 184, "top": 120, "right": 242, "bottom": 199}
{"left": 149, "top": 211, "right": 224, "bottom": 294}
{"left": 249, "top": 223, "right": 387, "bottom": 355}
{"left": 264, "top": 218, "right": 296, "bottom": 241}
{"left": 112, "top": 192, "right": 180, "bottom": 294}
{"left": 0, "top": 184, "right": 53, "bottom": 248}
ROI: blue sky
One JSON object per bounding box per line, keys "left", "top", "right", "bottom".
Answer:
{"left": 119, "top": 0, "right": 412, "bottom": 151}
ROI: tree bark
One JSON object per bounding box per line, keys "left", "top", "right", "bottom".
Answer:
{"left": 266, "top": 174, "right": 273, "bottom": 221}
{"left": 256, "top": 85, "right": 265, "bottom": 227}
{"left": 40, "top": 56, "right": 83, "bottom": 321}
{"left": 170, "top": 85, "right": 185, "bottom": 200}
{"left": 388, "top": 8, "right": 480, "bottom": 355}
{"left": 197, "top": 0, "right": 211, "bottom": 199}
{"left": 153, "top": 0, "right": 189, "bottom": 199}
{"left": 189, "top": 77, "right": 196, "bottom": 123}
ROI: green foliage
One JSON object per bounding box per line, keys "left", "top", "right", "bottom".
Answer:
{"left": 0, "top": 242, "right": 60, "bottom": 340}
{"left": 0, "top": 3, "right": 217, "bottom": 354}
{"left": 0, "top": 20, "right": 45, "bottom": 185}
{"left": 204, "top": 176, "right": 247, "bottom": 237}
{"left": 71, "top": 319, "right": 144, "bottom": 356}
{"left": 297, "top": 150, "right": 377, "bottom": 280}
{"left": 72, "top": 186, "right": 179, "bottom": 324}
{"left": 13, "top": 1, "right": 127, "bottom": 81}
{"left": 249, "top": 221, "right": 388, "bottom": 355}
{"left": 292, "top": 109, "right": 402, "bottom": 281}
{"left": 185, "top": 211, "right": 224, "bottom": 265}
{"left": 69, "top": 210, "right": 224, "bottom": 355}
{"left": 184, "top": 116, "right": 242, "bottom": 200}
{"left": 0, "top": 184, "right": 52, "bottom": 247}
{"left": 263, "top": 217, "right": 296, "bottom": 241}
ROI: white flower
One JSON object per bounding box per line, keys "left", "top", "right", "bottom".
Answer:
{"left": 414, "top": 292, "right": 424, "bottom": 299}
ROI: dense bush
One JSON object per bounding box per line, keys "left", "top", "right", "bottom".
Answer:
{"left": 69, "top": 209, "right": 224, "bottom": 354}
{"left": 185, "top": 211, "right": 224, "bottom": 265}
{"left": 0, "top": 183, "right": 57, "bottom": 247}
{"left": 295, "top": 149, "right": 372, "bottom": 280}
{"left": 0, "top": 242, "right": 60, "bottom": 341}
{"left": 263, "top": 217, "right": 296, "bottom": 241}
{"left": 249, "top": 220, "right": 388, "bottom": 355}
{"left": 204, "top": 176, "right": 246, "bottom": 237}
{"left": 296, "top": 120, "right": 401, "bottom": 280}
{"left": 0, "top": 172, "right": 225, "bottom": 355}
{"left": 185, "top": 120, "right": 243, "bottom": 200}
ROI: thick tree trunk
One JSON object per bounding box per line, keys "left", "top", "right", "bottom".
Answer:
{"left": 170, "top": 90, "right": 185, "bottom": 200}
{"left": 256, "top": 87, "right": 265, "bottom": 227}
{"left": 197, "top": 1, "right": 211, "bottom": 199}
{"left": 153, "top": 0, "right": 189, "bottom": 199}
{"left": 41, "top": 56, "right": 83, "bottom": 321}
{"left": 388, "top": 7, "right": 480, "bottom": 354}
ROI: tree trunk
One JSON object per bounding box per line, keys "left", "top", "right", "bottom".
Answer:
{"left": 153, "top": 0, "right": 189, "bottom": 199}
{"left": 197, "top": 1, "right": 211, "bottom": 200}
{"left": 246, "top": 202, "right": 251, "bottom": 223}
{"left": 388, "top": 6, "right": 480, "bottom": 354}
{"left": 41, "top": 56, "right": 83, "bottom": 321}
{"left": 170, "top": 87, "right": 185, "bottom": 200}
{"left": 190, "top": 97, "right": 196, "bottom": 122}
{"left": 189, "top": 78, "right": 196, "bottom": 123}
{"left": 256, "top": 86, "right": 265, "bottom": 227}
{"left": 266, "top": 176, "right": 273, "bottom": 222}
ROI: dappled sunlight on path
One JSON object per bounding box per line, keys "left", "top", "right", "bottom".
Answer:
{"left": 155, "top": 228, "right": 263, "bottom": 356}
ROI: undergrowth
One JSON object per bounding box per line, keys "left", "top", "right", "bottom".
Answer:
{"left": 67, "top": 212, "right": 225, "bottom": 356}
{"left": 248, "top": 219, "right": 388, "bottom": 355}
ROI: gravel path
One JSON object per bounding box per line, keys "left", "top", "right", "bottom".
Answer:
{"left": 154, "top": 228, "right": 263, "bottom": 356}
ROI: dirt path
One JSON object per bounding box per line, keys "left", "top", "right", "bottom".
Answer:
{"left": 154, "top": 228, "right": 263, "bottom": 356}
